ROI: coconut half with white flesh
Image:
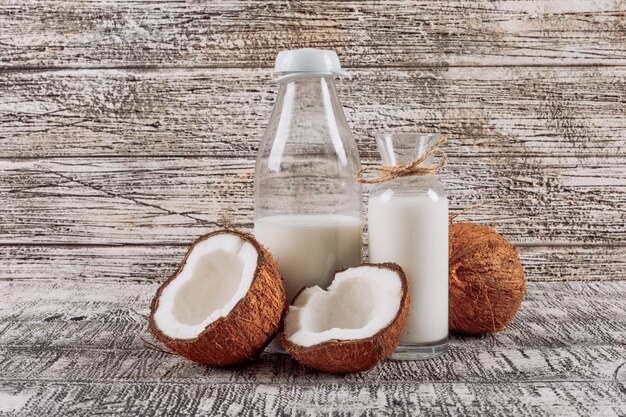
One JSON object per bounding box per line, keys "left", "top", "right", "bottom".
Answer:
{"left": 280, "top": 263, "right": 410, "bottom": 373}
{"left": 148, "top": 230, "right": 286, "bottom": 366}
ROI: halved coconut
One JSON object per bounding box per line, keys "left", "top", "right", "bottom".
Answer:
{"left": 280, "top": 263, "right": 409, "bottom": 373}
{"left": 148, "top": 230, "right": 285, "bottom": 366}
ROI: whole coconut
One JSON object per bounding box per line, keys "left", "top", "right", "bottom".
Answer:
{"left": 449, "top": 222, "right": 525, "bottom": 335}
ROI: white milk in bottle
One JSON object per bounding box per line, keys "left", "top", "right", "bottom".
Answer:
{"left": 254, "top": 214, "right": 362, "bottom": 302}
{"left": 368, "top": 193, "right": 448, "bottom": 344}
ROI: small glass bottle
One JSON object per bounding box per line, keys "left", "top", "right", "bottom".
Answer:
{"left": 367, "top": 133, "right": 449, "bottom": 360}
{"left": 254, "top": 49, "right": 363, "bottom": 305}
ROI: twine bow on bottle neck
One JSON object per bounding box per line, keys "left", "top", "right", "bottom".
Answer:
{"left": 357, "top": 135, "right": 449, "bottom": 184}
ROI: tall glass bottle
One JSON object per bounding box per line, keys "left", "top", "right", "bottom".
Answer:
{"left": 254, "top": 49, "right": 363, "bottom": 304}
{"left": 368, "top": 133, "right": 449, "bottom": 360}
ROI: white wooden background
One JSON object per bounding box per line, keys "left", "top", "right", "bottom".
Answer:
{"left": 1, "top": 1, "right": 625, "bottom": 415}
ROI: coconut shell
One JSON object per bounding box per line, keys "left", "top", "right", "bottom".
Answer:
{"left": 280, "top": 263, "right": 410, "bottom": 374}
{"left": 148, "top": 230, "right": 286, "bottom": 366}
{"left": 449, "top": 222, "right": 526, "bottom": 335}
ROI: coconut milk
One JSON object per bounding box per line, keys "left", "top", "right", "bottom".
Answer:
{"left": 254, "top": 214, "right": 362, "bottom": 302}
{"left": 368, "top": 194, "right": 448, "bottom": 344}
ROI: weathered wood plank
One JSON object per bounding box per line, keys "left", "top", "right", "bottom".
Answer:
{"left": 1, "top": 1, "right": 625, "bottom": 69}
{"left": 0, "top": 157, "right": 623, "bottom": 245}
{"left": 2, "top": 344, "right": 623, "bottom": 386}
{"left": 1, "top": 67, "right": 624, "bottom": 158}
{"left": 2, "top": 281, "right": 624, "bottom": 350}
{"left": 0, "top": 245, "right": 624, "bottom": 283}
{"left": 518, "top": 246, "right": 626, "bottom": 281}
{"left": 1, "top": 380, "right": 624, "bottom": 416}
{"left": 0, "top": 280, "right": 624, "bottom": 415}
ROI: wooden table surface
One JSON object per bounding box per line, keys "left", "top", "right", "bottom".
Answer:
{"left": 1, "top": 1, "right": 625, "bottom": 415}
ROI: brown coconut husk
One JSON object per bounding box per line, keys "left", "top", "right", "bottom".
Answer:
{"left": 148, "top": 230, "right": 286, "bottom": 366}
{"left": 449, "top": 222, "right": 526, "bottom": 335}
{"left": 280, "top": 263, "right": 410, "bottom": 374}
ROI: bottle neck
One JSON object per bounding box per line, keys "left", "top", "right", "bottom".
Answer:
{"left": 273, "top": 75, "right": 344, "bottom": 135}
{"left": 276, "top": 74, "right": 338, "bottom": 101}
{"left": 272, "top": 67, "right": 349, "bottom": 83}
{"left": 263, "top": 72, "right": 356, "bottom": 175}
{"left": 377, "top": 134, "right": 442, "bottom": 167}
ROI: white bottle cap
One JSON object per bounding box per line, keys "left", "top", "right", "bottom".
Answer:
{"left": 272, "top": 48, "right": 350, "bottom": 82}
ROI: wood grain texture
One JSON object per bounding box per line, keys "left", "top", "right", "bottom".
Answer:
{"left": 2, "top": 0, "right": 626, "bottom": 413}
{"left": 0, "top": 380, "right": 624, "bottom": 416}
{"left": 1, "top": 67, "right": 624, "bottom": 158}
{"left": 1, "top": 280, "right": 624, "bottom": 415}
{"left": 1, "top": 245, "right": 624, "bottom": 283}
{"left": 1, "top": 157, "right": 623, "bottom": 245}
{"left": 2, "top": 280, "right": 625, "bottom": 350}
{"left": 1, "top": 1, "right": 625, "bottom": 69}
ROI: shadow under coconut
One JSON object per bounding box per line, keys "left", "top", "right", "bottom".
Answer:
{"left": 179, "top": 351, "right": 391, "bottom": 380}
{"left": 180, "top": 352, "right": 349, "bottom": 380}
